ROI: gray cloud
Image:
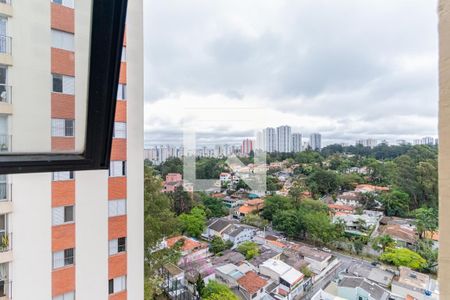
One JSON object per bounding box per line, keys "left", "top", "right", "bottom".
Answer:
{"left": 144, "top": 0, "right": 438, "bottom": 145}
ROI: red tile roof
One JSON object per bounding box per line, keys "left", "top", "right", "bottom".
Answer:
{"left": 237, "top": 271, "right": 268, "bottom": 294}
{"left": 166, "top": 236, "right": 208, "bottom": 252}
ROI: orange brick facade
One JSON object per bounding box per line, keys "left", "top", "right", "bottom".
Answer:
{"left": 115, "top": 101, "right": 127, "bottom": 122}
{"left": 51, "top": 93, "right": 75, "bottom": 119}
{"left": 51, "top": 48, "right": 75, "bottom": 76}
{"left": 52, "top": 180, "right": 75, "bottom": 207}
{"left": 109, "top": 253, "right": 127, "bottom": 279}
{"left": 52, "top": 266, "right": 76, "bottom": 297}
{"left": 51, "top": 3, "right": 75, "bottom": 33}
{"left": 52, "top": 223, "right": 76, "bottom": 252}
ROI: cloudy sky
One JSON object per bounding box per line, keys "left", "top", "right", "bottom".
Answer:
{"left": 144, "top": 0, "right": 438, "bottom": 147}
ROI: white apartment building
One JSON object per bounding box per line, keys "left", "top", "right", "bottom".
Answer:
{"left": 291, "top": 133, "right": 302, "bottom": 153}
{"left": 263, "top": 127, "right": 277, "bottom": 153}
{"left": 309, "top": 133, "right": 322, "bottom": 151}
{"left": 277, "top": 126, "right": 292, "bottom": 153}
{"left": 0, "top": 0, "right": 144, "bottom": 299}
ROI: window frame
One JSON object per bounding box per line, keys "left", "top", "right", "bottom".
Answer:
{"left": 0, "top": 0, "right": 128, "bottom": 175}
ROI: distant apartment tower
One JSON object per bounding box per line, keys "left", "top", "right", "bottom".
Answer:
{"left": 0, "top": 1, "right": 144, "bottom": 299}
{"left": 242, "top": 139, "right": 254, "bottom": 155}
{"left": 277, "top": 125, "right": 292, "bottom": 152}
{"left": 263, "top": 127, "right": 277, "bottom": 153}
{"left": 356, "top": 138, "right": 378, "bottom": 148}
{"left": 421, "top": 136, "right": 435, "bottom": 145}
{"left": 292, "top": 133, "right": 302, "bottom": 152}
{"left": 396, "top": 139, "right": 407, "bottom": 145}
{"left": 310, "top": 133, "right": 322, "bottom": 151}
{"left": 255, "top": 131, "right": 264, "bottom": 151}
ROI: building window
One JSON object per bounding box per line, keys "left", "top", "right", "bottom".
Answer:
{"left": 52, "top": 171, "right": 74, "bottom": 181}
{"left": 52, "top": 205, "right": 74, "bottom": 226}
{"left": 0, "top": 66, "right": 9, "bottom": 103}
{"left": 117, "top": 84, "right": 126, "bottom": 100}
{"left": 113, "top": 122, "right": 127, "bottom": 139}
{"left": 51, "top": 29, "right": 75, "bottom": 51}
{"left": 53, "top": 291, "right": 75, "bottom": 300}
{"left": 52, "top": 74, "right": 75, "bottom": 95}
{"left": 51, "top": 119, "right": 75, "bottom": 137}
{"left": 108, "top": 199, "right": 126, "bottom": 217}
{"left": 109, "top": 237, "right": 126, "bottom": 255}
{"left": 109, "top": 276, "right": 126, "bottom": 294}
{"left": 109, "top": 161, "right": 126, "bottom": 177}
{"left": 53, "top": 248, "right": 75, "bottom": 269}
{"left": 121, "top": 46, "right": 126, "bottom": 62}
{"left": 51, "top": 0, "right": 75, "bottom": 9}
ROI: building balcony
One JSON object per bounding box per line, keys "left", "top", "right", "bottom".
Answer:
{"left": 0, "top": 233, "right": 12, "bottom": 264}
{"left": 0, "top": 135, "right": 11, "bottom": 153}
{"left": 0, "top": 86, "right": 11, "bottom": 105}
{"left": 0, "top": 280, "right": 12, "bottom": 300}
{"left": 0, "top": 183, "right": 12, "bottom": 215}
{"left": 0, "top": 36, "right": 11, "bottom": 66}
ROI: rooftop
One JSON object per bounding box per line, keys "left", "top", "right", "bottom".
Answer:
{"left": 297, "top": 245, "right": 332, "bottom": 262}
{"left": 397, "top": 266, "right": 430, "bottom": 290}
{"left": 211, "top": 250, "right": 245, "bottom": 267}
{"left": 237, "top": 271, "right": 268, "bottom": 294}
{"left": 381, "top": 224, "right": 417, "bottom": 244}
{"left": 209, "top": 219, "right": 234, "bottom": 233}
{"left": 166, "top": 236, "right": 208, "bottom": 252}
{"left": 339, "top": 276, "right": 390, "bottom": 300}
{"left": 249, "top": 246, "right": 279, "bottom": 267}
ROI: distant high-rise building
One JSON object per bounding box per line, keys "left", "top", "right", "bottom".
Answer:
{"left": 310, "top": 133, "right": 322, "bottom": 151}
{"left": 396, "top": 139, "right": 407, "bottom": 145}
{"left": 263, "top": 127, "right": 277, "bottom": 153}
{"left": 255, "top": 131, "right": 264, "bottom": 151}
{"left": 277, "top": 125, "right": 292, "bottom": 152}
{"left": 292, "top": 133, "right": 302, "bottom": 152}
{"left": 242, "top": 139, "right": 254, "bottom": 155}
{"left": 355, "top": 139, "right": 378, "bottom": 148}
{"left": 421, "top": 136, "right": 435, "bottom": 145}
{"left": 413, "top": 139, "right": 422, "bottom": 145}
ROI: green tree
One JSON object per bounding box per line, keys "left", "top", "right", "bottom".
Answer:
{"left": 380, "top": 248, "right": 427, "bottom": 270}
{"left": 414, "top": 207, "right": 438, "bottom": 239}
{"left": 306, "top": 169, "right": 340, "bottom": 197}
{"left": 381, "top": 189, "right": 410, "bottom": 217}
{"left": 209, "top": 236, "right": 232, "bottom": 254}
{"left": 144, "top": 167, "right": 181, "bottom": 300}
{"left": 267, "top": 176, "right": 283, "bottom": 192}
{"left": 416, "top": 239, "right": 438, "bottom": 273}
{"left": 300, "top": 266, "right": 313, "bottom": 278}
{"left": 237, "top": 241, "right": 259, "bottom": 260}
{"left": 199, "top": 194, "right": 228, "bottom": 218}
{"left": 261, "top": 195, "right": 293, "bottom": 221}
{"left": 371, "top": 235, "right": 396, "bottom": 252}
{"left": 242, "top": 213, "right": 269, "bottom": 229}
{"left": 202, "top": 281, "right": 239, "bottom": 300}
{"left": 195, "top": 274, "right": 205, "bottom": 297}
{"left": 178, "top": 207, "right": 206, "bottom": 238}
{"left": 169, "top": 185, "right": 193, "bottom": 215}
{"left": 273, "top": 210, "right": 299, "bottom": 238}
{"left": 158, "top": 157, "right": 183, "bottom": 178}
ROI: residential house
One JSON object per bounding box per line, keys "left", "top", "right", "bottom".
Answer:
{"left": 211, "top": 250, "right": 245, "bottom": 267}
{"left": 312, "top": 289, "right": 346, "bottom": 300}
{"left": 296, "top": 246, "right": 333, "bottom": 274}
{"left": 337, "top": 276, "right": 391, "bottom": 300}
{"left": 162, "top": 173, "right": 184, "bottom": 193}
{"left": 161, "top": 263, "right": 188, "bottom": 298}
{"left": 346, "top": 263, "right": 394, "bottom": 288}
{"left": 164, "top": 236, "right": 209, "bottom": 264}
{"left": 223, "top": 196, "right": 244, "bottom": 208}
{"left": 237, "top": 271, "right": 271, "bottom": 300}
{"left": 248, "top": 246, "right": 281, "bottom": 271}
{"left": 335, "top": 191, "right": 363, "bottom": 207}
{"left": 334, "top": 213, "right": 379, "bottom": 236}
{"left": 215, "top": 263, "right": 252, "bottom": 288}
{"left": 355, "top": 184, "right": 389, "bottom": 193}
{"left": 206, "top": 219, "right": 235, "bottom": 238}
{"left": 220, "top": 172, "right": 232, "bottom": 183}
{"left": 391, "top": 267, "right": 439, "bottom": 300}
{"left": 235, "top": 198, "right": 265, "bottom": 219}
{"left": 328, "top": 204, "right": 355, "bottom": 216}
{"left": 260, "top": 259, "right": 305, "bottom": 300}
{"left": 222, "top": 225, "right": 258, "bottom": 246}
{"left": 380, "top": 224, "right": 418, "bottom": 249}
{"left": 166, "top": 173, "right": 183, "bottom": 183}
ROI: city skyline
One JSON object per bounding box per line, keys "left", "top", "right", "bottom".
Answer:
{"left": 144, "top": 0, "right": 438, "bottom": 146}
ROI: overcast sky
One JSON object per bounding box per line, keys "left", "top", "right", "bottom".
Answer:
{"left": 143, "top": 0, "right": 438, "bottom": 147}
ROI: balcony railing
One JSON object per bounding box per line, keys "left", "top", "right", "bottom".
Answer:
{"left": 0, "top": 280, "right": 12, "bottom": 300}
{"left": 0, "top": 136, "right": 10, "bottom": 153}
{"left": 0, "top": 85, "right": 11, "bottom": 104}
{"left": 0, "top": 183, "right": 10, "bottom": 202}
{"left": 0, "top": 232, "right": 11, "bottom": 253}
{"left": 0, "top": 36, "right": 11, "bottom": 55}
